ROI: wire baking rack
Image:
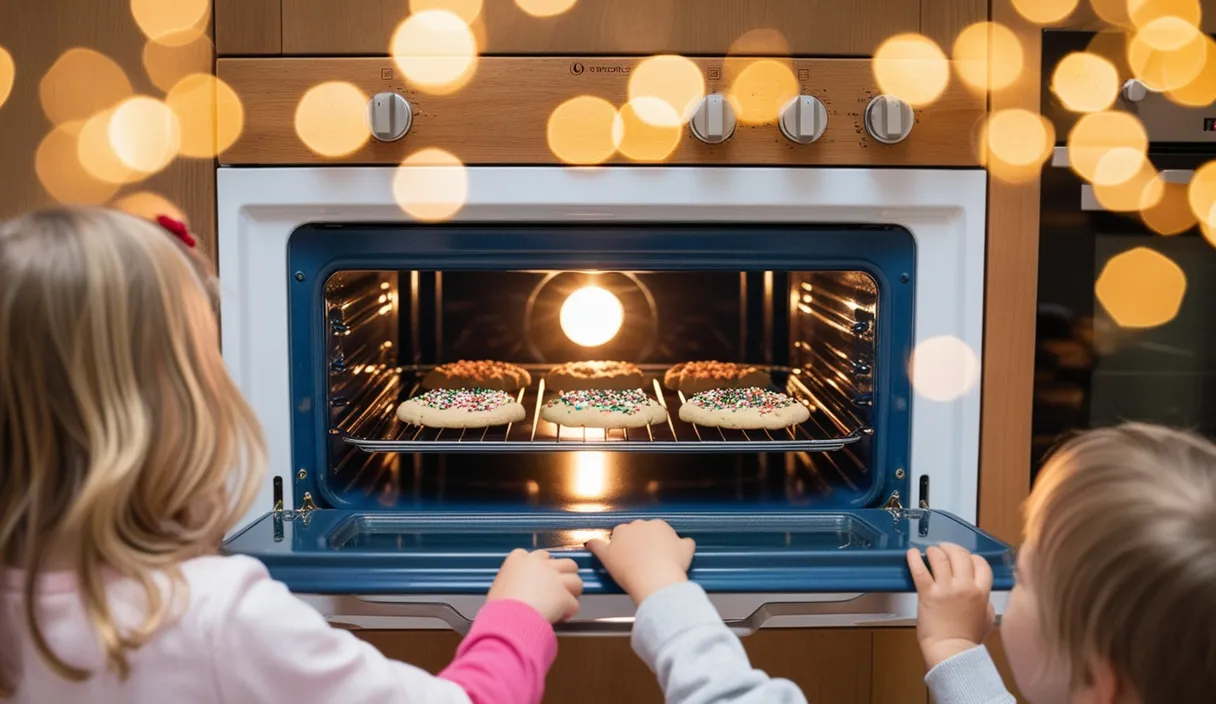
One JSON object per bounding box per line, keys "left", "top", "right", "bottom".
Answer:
{"left": 333, "top": 364, "right": 872, "bottom": 454}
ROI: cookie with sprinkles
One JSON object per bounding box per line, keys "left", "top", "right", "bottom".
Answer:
{"left": 664, "top": 361, "right": 772, "bottom": 395}
{"left": 545, "top": 360, "right": 645, "bottom": 391}
{"left": 541, "top": 388, "right": 667, "bottom": 429}
{"left": 396, "top": 388, "right": 526, "bottom": 428}
{"left": 422, "top": 360, "right": 532, "bottom": 392}
{"left": 678, "top": 387, "right": 810, "bottom": 430}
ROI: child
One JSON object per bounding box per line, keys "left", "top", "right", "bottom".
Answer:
{"left": 588, "top": 520, "right": 807, "bottom": 703}
{"left": 906, "top": 423, "right": 1216, "bottom": 703}
{"left": 0, "top": 207, "right": 582, "bottom": 703}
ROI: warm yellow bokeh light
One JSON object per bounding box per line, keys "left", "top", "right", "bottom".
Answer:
{"left": 1186, "top": 161, "right": 1216, "bottom": 231}
{"left": 142, "top": 34, "right": 212, "bottom": 92}
{"left": 392, "top": 148, "right": 469, "bottom": 222}
{"left": 166, "top": 74, "right": 245, "bottom": 158}
{"left": 1141, "top": 180, "right": 1195, "bottom": 235}
{"left": 728, "top": 29, "right": 792, "bottom": 56}
{"left": 1164, "top": 34, "right": 1216, "bottom": 106}
{"left": 40, "top": 48, "right": 133, "bottom": 126}
{"left": 514, "top": 0, "right": 577, "bottom": 17}
{"left": 410, "top": 0, "right": 483, "bottom": 23}
{"left": 952, "top": 22, "right": 1023, "bottom": 93}
{"left": 1128, "top": 16, "right": 1207, "bottom": 91}
{"left": 728, "top": 59, "right": 799, "bottom": 125}
{"left": 628, "top": 55, "right": 705, "bottom": 127}
{"left": 36, "top": 123, "right": 121, "bottom": 205}
{"left": 108, "top": 97, "right": 182, "bottom": 175}
{"left": 1129, "top": 0, "right": 1203, "bottom": 29}
{"left": 546, "top": 95, "right": 621, "bottom": 165}
{"left": 1011, "top": 0, "right": 1080, "bottom": 23}
{"left": 1095, "top": 248, "right": 1186, "bottom": 328}
{"left": 0, "top": 47, "right": 13, "bottom": 110}
{"left": 978, "top": 109, "right": 1055, "bottom": 184}
{"left": 909, "top": 335, "right": 981, "bottom": 403}
{"left": 294, "top": 82, "right": 370, "bottom": 158}
{"left": 77, "top": 109, "right": 139, "bottom": 185}
{"left": 1067, "top": 111, "right": 1148, "bottom": 184}
{"left": 872, "top": 34, "right": 950, "bottom": 107}
{"left": 572, "top": 452, "right": 607, "bottom": 498}
{"left": 390, "top": 10, "right": 479, "bottom": 96}
{"left": 560, "top": 286, "right": 624, "bottom": 347}
{"left": 616, "top": 99, "right": 682, "bottom": 162}
{"left": 1052, "top": 52, "right": 1120, "bottom": 112}
{"left": 1202, "top": 204, "right": 1216, "bottom": 248}
{"left": 1092, "top": 162, "right": 1163, "bottom": 212}
{"left": 130, "top": 0, "right": 210, "bottom": 46}
{"left": 1091, "top": 0, "right": 1135, "bottom": 27}
{"left": 112, "top": 191, "right": 187, "bottom": 223}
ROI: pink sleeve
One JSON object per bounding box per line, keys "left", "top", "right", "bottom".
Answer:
{"left": 439, "top": 599, "right": 558, "bottom": 704}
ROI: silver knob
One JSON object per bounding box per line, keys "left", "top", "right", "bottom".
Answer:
{"left": 864, "top": 95, "right": 914, "bottom": 145}
{"left": 368, "top": 92, "right": 412, "bottom": 142}
{"left": 779, "top": 95, "right": 828, "bottom": 144}
{"left": 689, "top": 94, "right": 737, "bottom": 144}
{"left": 1121, "top": 79, "right": 1150, "bottom": 103}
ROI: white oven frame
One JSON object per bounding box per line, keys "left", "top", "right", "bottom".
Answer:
{"left": 216, "top": 165, "right": 990, "bottom": 629}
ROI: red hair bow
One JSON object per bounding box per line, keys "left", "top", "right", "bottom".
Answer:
{"left": 156, "top": 215, "right": 196, "bottom": 249}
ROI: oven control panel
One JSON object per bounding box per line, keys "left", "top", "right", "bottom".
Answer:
{"left": 217, "top": 57, "right": 984, "bottom": 166}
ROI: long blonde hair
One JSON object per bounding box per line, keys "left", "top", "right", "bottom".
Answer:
{"left": 0, "top": 207, "right": 266, "bottom": 694}
{"left": 1025, "top": 423, "right": 1216, "bottom": 701}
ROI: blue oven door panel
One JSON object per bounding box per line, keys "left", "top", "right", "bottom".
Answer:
{"left": 222, "top": 508, "right": 1014, "bottom": 594}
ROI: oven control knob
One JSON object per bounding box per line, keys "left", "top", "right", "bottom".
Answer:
{"left": 1121, "top": 78, "right": 1150, "bottom": 103}
{"left": 864, "top": 95, "right": 914, "bottom": 145}
{"left": 689, "top": 94, "right": 737, "bottom": 144}
{"left": 368, "top": 92, "right": 412, "bottom": 142}
{"left": 779, "top": 95, "right": 828, "bottom": 144}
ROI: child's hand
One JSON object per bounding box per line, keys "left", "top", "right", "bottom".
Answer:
{"left": 487, "top": 549, "right": 584, "bottom": 624}
{"left": 906, "top": 543, "right": 997, "bottom": 671}
{"left": 586, "top": 519, "right": 695, "bottom": 605}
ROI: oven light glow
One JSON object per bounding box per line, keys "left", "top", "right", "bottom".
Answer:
{"left": 560, "top": 286, "right": 624, "bottom": 347}
{"left": 572, "top": 452, "right": 607, "bottom": 498}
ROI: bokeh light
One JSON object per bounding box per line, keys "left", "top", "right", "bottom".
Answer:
{"left": 142, "top": 34, "right": 212, "bottom": 92}
{"left": 36, "top": 123, "right": 121, "bottom": 205}
{"left": 1092, "top": 161, "right": 1163, "bottom": 212}
{"left": 1128, "top": 16, "right": 1206, "bottom": 91}
{"left": 1051, "top": 52, "right": 1119, "bottom": 112}
{"left": 165, "top": 74, "right": 245, "bottom": 158}
{"left": 616, "top": 99, "right": 682, "bottom": 162}
{"left": 410, "top": 0, "right": 483, "bottom": 23}
{"left": 1095, "top": 247, "right": 1186, "bottom": 328}
{"left": 1129, "top": 0, "right": 1203, "bottom": 29}
{"left": 1067, "top": 111, "right": 1148, "bottom": 184}
{"left": 977, "top": 109, "right": 1055, "bottom": 183}
{"left": 77, "top": 109, "right": 139, "bottom": 185}
{"left": 0, "top": 47, "right": 13, "bottom": 109}
{"left": 40, "top": 48, "right": 133, "bottom": 126}
{"left": 909, "top": 335, "right": 981, "bottom": 403}
{"left": 872, "top": 34, "right": 950, "bottom": 107}
{"left": 1165, "top": 35, "right": 1216, "bottom": 106}
{"left": 130, "top": 0, "right": 210, "bottom": 47}
{"left": 1011, "top": 0, "right": 1080, "bottom": 23}
{"left": 1090, "top": 0, "right": 1135, "bottom": 27}
{"left": 112, "top": 191, "right": 188, "bottom": 223}
{"left": 108, "top": 96, "right": 182, "bottom": 175}
{"left": 294, "top": 81, "right": 370, "bottom": 158}
{"left": 728, "top": 29, "right": 792, "bottom": 56}
{"left": 628, "top": 55, "right": 704, "bottom": 127}
{"left": 392, "top": 148, "right": 469, "bottom": 222}
{"left": 952, "top": 22, "right": 1023, "bottom": 94}
{"left": 546, "top": 95, "right": 621, "bottom": 165}
{"left": 560, "top": 286, "right": 624, "bottom": 347}
{"left": 514, "top": 0, "right": 577, "bottom": 17}
{"left": 1141, "top": 178, "right": 1195, "bottom": 234}
{"left": 390, "top": 10, "right": 479, "bottom": 96}
{"left": 728, "top": 59, "right": 799, "bottom": 125}
{"left": 1186, "top": 161, "right": 1216, "bottom": 231}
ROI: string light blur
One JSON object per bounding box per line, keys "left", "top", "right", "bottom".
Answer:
{"left": 1090, "top": 0, "right": 1134, "bottom": 28}
{"left": 409, "top": 0, "right": 483, "bottom": 23}
{"left": 560, "top": 286, "right": 624, "bottom": 347}
{"left": 546, "top": 95, "right": 621, "bottom": 165}
{"left": 1186, "top": 161, "right": 1216, "bottom": 233}
{"left": 77, "top": 109, "right": 138, "bottom": 185}
{"left": 36, "top": 123, "right": 121, "bottom": 205}
{"left": 977, "top": 109, "right": 1055, "bottom": 184}
{"left": 294, "top": 81, "right": 369, "bottom": 158}
{"left": 1091, "top": 162, "right": 1164, "bottom": 212}
{"left": 129, "top": 0, "right": 210, "bottom": 47}
{"left": 112, "top": 192, "right": 187, "bottom": 223}
{"left": 1141, "top": 179, "right": 1196, "bottom": 234}
{"left": 1129, "top": 0, "right": 1203, "bottom": 29}
{"left": 514, "top": 0, "right": 577, "bottom": 17}
{"left": 628, "top": 55, "right": 704, "bottom": 127}
{"left": 1051, "top": 52, "right": 1119, "bottom": 112}
{"left": 728, "top": 59, "right": 798, "bottom": 125}
{"left": 40, "top": 49, "right": 133, "bottom": 126}
{"left": 0, "top": 47, "right": 13, "bottom": 109}
{"left": 1094, "top": 248, "right": 1187, "bottom": 328}
{"left": 1066, "top": 111, "right": 1148, "bottom": 185}
{"left": 1010, "top": 0, "right": 1080, "bottom": 23}
{"left": 872, "top": 34, "right": 950, "bottom": 107}
{"left": 616, "top": 99, "right": 682, "bottom": 162}
{"left": 108, "top": 97, "right": 182, "bottom": 175}
{"left": 1128, "top": 16, "right": 1206, "bottom": 92}
{"left": 952, "top": 22, "right": 1023, "bottom": 94}
{"left": 390, "top": 10, "right": 479, "bottom": 95}
{"left": 909, "top": 335, "right": 981, "bottom": 403}
{"left": 142, "top": 34, "right": 212, "bottom": 92}
{"left": 1165, "top": 35, "right": 1216, "bottom": 106}
{"left": 166, "top": 74, "right": 245, "bottom": 158}
{"left": 391, "top": 148, "right": 469, "bottom": 222}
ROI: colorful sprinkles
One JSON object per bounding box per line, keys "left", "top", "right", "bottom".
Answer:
{"left": 546, "top": 388, "right": 651, "bottom": 415}
{"left": 687, "top": 387, "right": 798, "bottom": 415}
{"left": 414, "top": 388, "right": 515, "bottom": 412}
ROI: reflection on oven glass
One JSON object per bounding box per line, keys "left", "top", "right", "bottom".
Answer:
{"left": 571, "top": 452, "right": 608, "bottom": 498}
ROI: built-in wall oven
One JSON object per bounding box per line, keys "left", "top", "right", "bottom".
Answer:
{"left": 1034, "top": 31, "right": 1216, "bottom": 480}
{"left": 216, "top": 55, "right": 1013, "bottom": 632}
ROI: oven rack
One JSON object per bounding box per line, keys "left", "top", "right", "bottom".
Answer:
{"left": 334, "top": 364, "right": 872, "bottom": 454}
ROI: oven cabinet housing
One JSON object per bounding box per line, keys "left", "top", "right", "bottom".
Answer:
{"left": 217, "top": 166, "right": 1011, "bottom": 629}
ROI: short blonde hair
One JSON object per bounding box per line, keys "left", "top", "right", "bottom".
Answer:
{"left": 1025, "top": 423, "right": 1216, "bottom": 701}
{"left": 0, "top": 207, "right": 266, "bottom": 695}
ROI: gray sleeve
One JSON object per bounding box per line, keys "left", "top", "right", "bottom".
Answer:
{"left": 924, "top": 645, "right": 1017, "bottom": 704}
{"left": 630, "top": 581, "right": 807, "bottom": 704}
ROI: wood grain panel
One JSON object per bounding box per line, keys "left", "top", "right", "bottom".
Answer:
{"left": 278, "top": 0, "right": 919, "bottom": 57}
{"left": 215, "top": 0, "right": 282, "bottom": 55}
{"left": 872, "top": 628, "right": 929, "bottom": 704}
{"left": 0, "top": 0, "right": 216, "bottom": 258}
{"left": 217, "top": 57, "right": 984, "bottom": 166}
{"left": 919, "top": 0, "right": 986, "bottom": 49}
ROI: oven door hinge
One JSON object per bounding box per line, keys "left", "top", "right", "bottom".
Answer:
{"left": 298, "top": 491, "right": 318, "bottom": 515}
{"left": 883, "top": 490, "right": 903, "bottom": 513}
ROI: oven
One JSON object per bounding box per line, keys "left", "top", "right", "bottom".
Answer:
{"left": 1034, "top": 31, "right": 1216, "bottom": 479}
{"left": 216, "top": 55, "right": 1013, "bottom": 632}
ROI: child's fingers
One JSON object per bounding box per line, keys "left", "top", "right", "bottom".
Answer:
{"left": 925, "top": 546, "right": 952, "bottom": 582}
{"left": 906, "top": 549, "right": 934, "bottom": 591}
{"left": 561, "top": 572, "right": 585, "bottom": 597}
{"left": 940, "top": 543, "right": 974, "bottom": 583}
{"left": 531, "top": 549, "right": 552, "bottom": 562}
{"left": 551, "top": 557, "right": 579, "bottom": 574}
{"left": 585, "top": 538, "right": 609, "bottom": 561}
{"left": 562, "top": 591, "right": 581, "bottom": 621}
{"left": 682, "top": 537, "right": 696, "bottom": 559}
{"left": 971, "top": 554, "right": 994, "bottom": 592}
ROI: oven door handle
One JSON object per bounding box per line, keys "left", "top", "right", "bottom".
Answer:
{"left": 1080, "top": 169, "right": 1193, "bottom": 212}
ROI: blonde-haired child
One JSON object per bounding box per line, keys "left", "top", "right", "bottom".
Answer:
{"left": 907, "top": 423, "right": 1216, "bottom": 703}
{"left": 0, "top": 207, "right": 582, "bottom": 703}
